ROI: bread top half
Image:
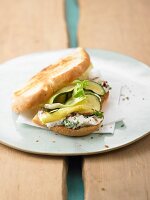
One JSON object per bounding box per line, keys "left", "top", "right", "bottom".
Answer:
{"left": 12, "top": 48, "right": 91, "bottom": 113}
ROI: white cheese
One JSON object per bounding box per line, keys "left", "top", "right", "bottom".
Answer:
{"left": 67, "top": 114, "right": 102, "bottom": 127}
{"left": 46, "top": 114, "right": 103, "bottom": 129}
{"left": 46, "top": 120, "right": 63, "bottom": 128}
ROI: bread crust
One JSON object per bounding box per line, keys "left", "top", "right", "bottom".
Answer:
{"left": 50, "top": 125, "right": 100, "bottom": 137}
{"left": 32, "top": 114, "right": 44, "bottom": 126}
{"left": 12, "top": 48, "right": 90, "bottom": 113}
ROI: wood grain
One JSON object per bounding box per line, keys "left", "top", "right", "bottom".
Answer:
{"left": 78, "top": 0, "right": 150, "bottom": 65}
{"left": 83, "top": 135, "right": 150, "bottom": 200}
{"left": 0, "top": 0, "right": 68, "bottom": 200}
{"left": 0, "top": 145, "right": 67, "bottom": 200}
{"left": 78, "top": 0, "right": 150, "bottom": 199}
{"left": 0, "top": 0, "right": 68, "bottom": 63}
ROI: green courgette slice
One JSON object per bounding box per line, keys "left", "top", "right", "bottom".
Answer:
{"left": 84, "top": 81, "right": 105, "bottom": 96}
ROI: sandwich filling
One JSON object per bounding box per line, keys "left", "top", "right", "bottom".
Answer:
{"left": 46, "top": 114, "right": 103, "bottom": 129}
{"left": 35, "top": 77, "right": 110, "bottom": 130}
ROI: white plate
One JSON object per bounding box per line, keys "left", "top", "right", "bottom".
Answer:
{"left": 0, "top": 49, "right": 150, "bottom": 155}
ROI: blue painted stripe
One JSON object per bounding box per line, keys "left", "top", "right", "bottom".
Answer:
{"left": 67, "top": 157, "right": 84, "bottom": 200}
{"left": 65, "top": 0, "right": 79, "bottom": 47}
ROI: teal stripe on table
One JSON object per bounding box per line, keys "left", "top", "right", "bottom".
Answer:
{"left": 67, "top": 157, "right": 84, "bottom": 200}
{"left": 65, "top": 0, "right": 84, "bottom": 200}
{"left": 65, "top": 0, "right": 79, "bottom": 47}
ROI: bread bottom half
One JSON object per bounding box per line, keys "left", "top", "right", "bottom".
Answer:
{"left": 50, "top": 124, "right": 100, "bottom": 137}
{"left": 33, "top": 113, "right": 100, "bottom": 137}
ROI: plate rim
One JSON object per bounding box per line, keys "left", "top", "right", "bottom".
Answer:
{"left": 0, "top": 131, "right": 149, "bottom": 156}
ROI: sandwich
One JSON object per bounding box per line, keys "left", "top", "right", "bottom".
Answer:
{"left": 12, "top": 48, "right": 110, "bottom": 137}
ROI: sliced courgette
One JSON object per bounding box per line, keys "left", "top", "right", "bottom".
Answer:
{"left": 44, "top": 96, "right": 85, "bottom": 110}
{"left": 85, "top": 91, "right": 101, "bottom": 101}
{"left": 40, "top": 94, "right": 101, "bottom": 124}
{"left": 84, "top": 81, "right": 105, "bottom": 96}
{"left": 84, "top": 94, "right": 101, "bottom": 111}
{"left": 48, "top": 85, "right": 74, "bottom": 104}
{"left": 39, "top": 105, "right": 94, "bottom": 123}
{"left": 65, "top": 96, "right": 86, "bottom": 106}
{"left": 44, "top": 103, "right": 66, "bottom": 110}
{"left": 54, "top": 93, "right": 66, "bottom": 104}
{"left": 66, "top": 91, "right": 72, "bottom": 100}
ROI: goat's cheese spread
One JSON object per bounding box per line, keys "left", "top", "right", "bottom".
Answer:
{"left": 46, "top": 114, "right": 102, "bottom": 129}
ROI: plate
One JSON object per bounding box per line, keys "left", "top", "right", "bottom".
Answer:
{"left": 0, "top": 49, "right": 150, "bottom": 155}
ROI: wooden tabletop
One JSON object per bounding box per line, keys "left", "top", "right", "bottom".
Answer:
{"left": 0, "top": 1, "right": 67, "bottom": 200}
{"left": 79, "top": 0, "right": 150, "bottom": 66}
{"left": 78, "top": 0, "right": 150, "bottom": 199}
{"left": 0, "top": 0, "right": 67, "bottom": 63}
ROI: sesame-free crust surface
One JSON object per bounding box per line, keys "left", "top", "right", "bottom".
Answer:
{"left": 12, "top": 48, "right": 90, "bottom": 113}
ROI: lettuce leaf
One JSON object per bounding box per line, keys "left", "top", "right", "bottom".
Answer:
{"left": 73, "top": 80, "right": 89, "bottom": 98}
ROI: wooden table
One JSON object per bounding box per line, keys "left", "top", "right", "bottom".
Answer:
{"left": 0, "top": 0, "right": 150, "bottom": 199}
{"left": 78, "top": 0, "right": 150, "bottom": 199}
{"left": 0, "top": 1, "right": 67, "bottom": 200}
